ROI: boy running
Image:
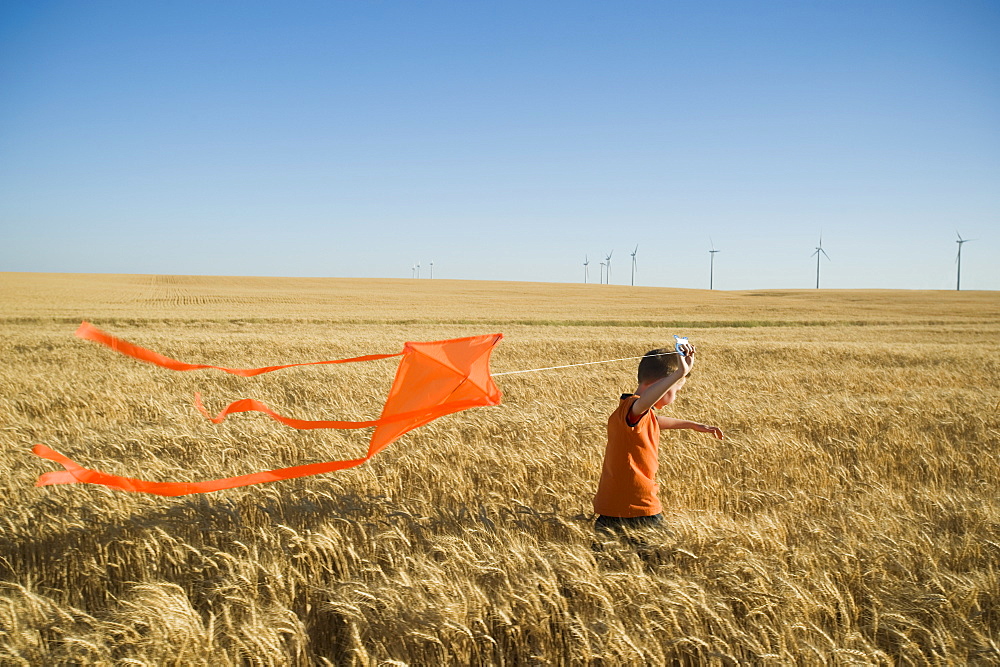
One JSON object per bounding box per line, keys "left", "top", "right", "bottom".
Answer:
{"left": 593, "top": 342, "right": 723, "bottom": 534}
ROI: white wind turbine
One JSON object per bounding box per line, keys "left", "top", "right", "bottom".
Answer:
{"left": 955, "top": 232, "right": 975, "bottom": 291}
{"left": 605, "top": 250, "right": 613, "bottom": 284}
{"left": 429, "top": 261, "right": 434, "bottom": 279}
{"left": 709, "top": 239, "right": 720, "bottom": 290}
{"left": 583, "top": 255, "right": 590, "bottom": 283}
{"left": 630, "top": 245, "right": 638, "bottom": 286}
{"left": 811, "top": 234, "right": 830, "bottom": 289}
{"left": 599, "top": 261, "right": 606, "bottom": 284}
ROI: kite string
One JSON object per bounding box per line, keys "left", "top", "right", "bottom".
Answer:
{"left": 492, "top": 351, "right": 678, "bottom": 376}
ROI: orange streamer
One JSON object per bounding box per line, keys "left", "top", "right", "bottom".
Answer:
{"left": 74, "top": 321, "right": 405, "bottom": 376}
{"left": 33, "top": 325, "right": 503, "bottom": 496}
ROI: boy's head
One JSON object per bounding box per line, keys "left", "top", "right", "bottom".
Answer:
{"left": 638, "top": 347, "right": 687, "bottom": 407}
{"left": 637, "top": 348, "right": 679, "bottom": 385}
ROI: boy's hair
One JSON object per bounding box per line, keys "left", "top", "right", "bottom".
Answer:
{"left": 637, "top": 348, "right": 679, "bottom": 384}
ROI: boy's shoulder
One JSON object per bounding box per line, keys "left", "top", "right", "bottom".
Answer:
{"left": 610, "top": 393, "right": 647, "bottom": 427}
{"left": 610, "top": 393, "right": 636, "bottom": 411}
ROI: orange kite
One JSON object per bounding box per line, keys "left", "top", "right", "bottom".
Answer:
{"left": 32, "top": 323, "right": 503, "bottom": 496}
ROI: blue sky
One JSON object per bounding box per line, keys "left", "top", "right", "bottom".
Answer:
{"left": 2, "top": 1, "right": 998, "bottom": 289}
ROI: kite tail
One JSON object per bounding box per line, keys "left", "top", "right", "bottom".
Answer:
{"left": 31, "top": 395, "right": 501, "bottom": 496}
{"left": 33, "top": 444, "right": 89, "bottom": 487}
{"left": 31, "top": 444, "right": 371, "bottom": 497}
{"left": 75, "top": 321, "right": 403, "bottom": 376}
{"left": 193, "top": 394, "right": 500, "bottom": 432}
{"left": 193, "top": 393, "right": 380, "bottom": 430}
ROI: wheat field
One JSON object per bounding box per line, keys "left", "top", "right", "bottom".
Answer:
{"left": 1, "top": 273, "right": 998, "bottom": 665}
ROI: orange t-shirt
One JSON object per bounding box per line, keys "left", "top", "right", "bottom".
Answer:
{"left": 592, "top": 394, "right": 662, "bottom": 518}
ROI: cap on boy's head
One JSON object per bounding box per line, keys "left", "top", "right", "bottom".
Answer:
{"left": 638, "top": 348, "right": 679, "bottom": 384}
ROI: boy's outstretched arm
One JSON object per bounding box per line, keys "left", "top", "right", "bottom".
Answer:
{"left": 656, "top": 416, "right": 724, "bottom": 439}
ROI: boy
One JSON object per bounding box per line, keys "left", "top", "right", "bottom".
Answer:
{"left": 593, "top": 342, "right": 723, "bottom": 535}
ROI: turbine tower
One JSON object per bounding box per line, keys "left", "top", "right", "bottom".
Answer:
{"left": 811, "top": 235, "right": 830, "bottom": 289}
{"left": 709, "top": 239, "right": 720, "bottom": 290}
{"left": 630, "top": 245, "right": 638, "bottom": 286}
{"left": 605, "top": 250, "right": 613, "bottom": 284}
{"left": 416, "top": 262, "right": 420, "bottom": 279}
{"left": 599, "top": 261, "right": 606, "bottom": 284}
{"left": 411, "top": 264, "right": 416, "bottom": 279}
{"left": 956, "top": 232, "right": 974, "bottom": 291}
{"left": 583, "top": 255, "right": 590, "bottom": 284}
{"left": 429, "top": 261, "right": 434, "bottom": 279}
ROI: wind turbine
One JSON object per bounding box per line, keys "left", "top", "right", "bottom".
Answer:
{"left": 599, "top": 261, "right": 606, "bottom": 284}
{"left": 709, "top": 239, "right": 720, "bottom": 290}
{"left": 811, "top": 235, "right": 830, "bottom": 289}
{"left": 630, "top": 245, "right": 638, "bottom": 286}
{"left": 416, "top": 262, "right": 420, "bottom": 279}
{"left": 411, "top": 264, "right": 416, "bottom": 279}
{"left": 429, "top": 261, "right": 434, "bottom": 279}
{"left": 605, "top": 250, "right": 613, "bottom": 284}
{"left": 583, "top": 255, "right": 590, "bottom": 284}
{"left": 956, "top": 232, "right": 975, "bottom": 291}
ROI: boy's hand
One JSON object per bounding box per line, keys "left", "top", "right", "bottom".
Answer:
{"left": 693, "top": 422, "right": 724, "bottom": 439}
{"left": 676, "top": 342, "right": 695, "bottom": 375}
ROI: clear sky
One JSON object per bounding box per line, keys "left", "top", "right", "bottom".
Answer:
{"left": 2, "top": 1, "right": 998, "bottom": 290}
